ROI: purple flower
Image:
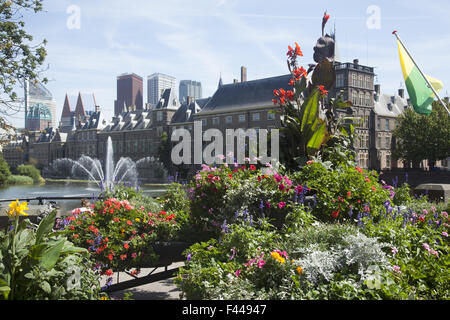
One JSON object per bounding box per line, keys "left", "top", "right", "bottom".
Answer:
{"left": 186, "top": 253, "right": 192, "bottom": 261}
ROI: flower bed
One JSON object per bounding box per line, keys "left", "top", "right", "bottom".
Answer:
{"left": 62, "top": 191, "right": 184, "bottom": 276}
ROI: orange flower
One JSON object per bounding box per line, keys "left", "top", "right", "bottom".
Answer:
{"left": 294, "top": 42, "right": 303, "bottom": 56}
{"left": 318, "top": 85, "right": 328, "bottom": 96}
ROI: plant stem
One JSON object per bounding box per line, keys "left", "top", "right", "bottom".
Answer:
{"left": 9, "top": 216, "right": 18, "bottom": 300}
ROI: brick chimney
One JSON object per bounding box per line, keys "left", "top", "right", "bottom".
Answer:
{"left": 241, "top": 66, "right": 247, "bottom": 82}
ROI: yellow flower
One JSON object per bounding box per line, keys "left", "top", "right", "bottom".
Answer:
{"left": 271, "top": 251, "right": 280, "bottom": 260}
{"left": 278, "top": 257, "right": 285, "bottom": 264}
{"left": 7, "top": 200, "right": 29, "bottom": 218}
{"left": 135, "top": 218, "right": 140, "bottom": 222}
{"left": 296, "top": 266, "right": 303, "bottom": 275}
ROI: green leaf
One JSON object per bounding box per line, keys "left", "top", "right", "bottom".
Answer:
{"left": 39, "top": 238, "right": 65, "bottom": 271}
{"left": 307, "top": 121, "right": 329, "bottom": 154}
{"left": 35, "top": 210, "right": 57, "bottom": 244}
{"left": 40, "top": 281, "right": 51, "bottom": 294}
{"left": 300, "top": 88, "right": 320, "bottom": 134}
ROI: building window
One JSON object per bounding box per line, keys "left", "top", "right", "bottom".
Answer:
{"left": 359, "top": 92, "right": 364, "bottom": 105}
{"left": 201, "top": 119, "right": 207, "bottom": 126}
{"left": 386, "top": 154, "right": 391, "bottom": 168}
{"left": 252, "top": 113, "right": 260, "bottom": 121}
{"left": 385, "top": 119, "right": 390, "bottom": 131}
{"left": 377, "top": 118, "right": 381, "bottom": 130}
{"left": 119, "top": 141, "right": 123, "bottom": 154}
{"left": 358, "top": 75, "right": 364, "bottom": 87}
{"left": 157, "top": 111, "right": 163, "bottom": 122}
{"left": 225, "top": 116, "right": 232, "bottom": 124}
{"left": 365, "top": 92, "right": 371, "bottom": 106}
{"left": 385, "top": 137, "right": 390, "bottom": 149}
{"left": 267, "top": 112, "right": 275, "bottom": 120}
{"left": 365, "top": 76, "right": 371, "bottom": 89}
{"left": 213, "top": 117, "right": 219, "bottom": 125}
{"left": 352, "top": 91, "right": 358, "bottom": 105}
{"left": 239, "top": 114, "right": 246, "bottom": 122}
{"left": 378, "top": 135, "right": 381, "bottom": 148}
{"left": 352, "top": 73, "right": 357, "bottom": 86}
{"left": 336, "top": 74, "right": 344, "bottom": 87}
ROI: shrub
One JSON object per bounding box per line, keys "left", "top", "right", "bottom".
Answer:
{"left": 0, "top": 206, "right": 102, "bottom": 300}
{"left": 17, "top": 164, "right": 44, "bottom": 184}
{"left": 61, "top": 197, "right": 181, "bottom": 275}
{"left": 0, "top": 157, "right": 11, "bottom": 186}
{"left": 361, "top": 202, "right": 450, "bottom": 299}
{"left": 6, "top": 175, "right": 33, "bottom": 185}
{"left": 292, "top": 161, "right": 391, "bottom": 223}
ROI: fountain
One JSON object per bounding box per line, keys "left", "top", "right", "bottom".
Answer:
{"left": 47, "top": 137, "right": 168, "bottom": 190}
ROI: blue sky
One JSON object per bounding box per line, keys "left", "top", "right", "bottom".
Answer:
{"left": 7, "top": 0, "right": 449, "bottom": 127}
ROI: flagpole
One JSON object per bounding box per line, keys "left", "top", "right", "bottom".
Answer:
{"left": 393, "top": 31, "right": 450, "bottom": 116}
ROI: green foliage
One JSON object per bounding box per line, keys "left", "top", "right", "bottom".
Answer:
{"left": 0, "top": 156, "right": 11, "bottom": 185}
{"left": 0, "top": 210, "right": 101, "bottom": 300}
{"left": 393, "top": 102, "right": 450, "bottom": 169}
{"left": 16, "top": 164, "right": 44, "bottom": 183}
{"left": 292, "top": 160, "right": 391, "bottom": 222}
{"left": 362, "top": 202, "right": 449, "bottom": 299}
{"left": 6, "top": 175, "right": 33, "bottom": 185}
{"left": 62, "top": 197, "right": 181, "bottom": 274}
{"left": 0, "top": 0, "right": 47, "bottom": 119}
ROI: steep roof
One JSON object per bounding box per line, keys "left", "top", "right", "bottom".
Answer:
{"left": 200, "top": 74, "right": 291, "bottom": 113}
{"left": 171, "top": 100, "right": 203, "bottom": 124}
{"left": 155, "top": 88, "right": 180, "bottom": 110}
{"left": 374, "top": 93, "right": 409, "bottom": 117}
{"left": 61, "top": 94, "right": 73, "bottom": 118}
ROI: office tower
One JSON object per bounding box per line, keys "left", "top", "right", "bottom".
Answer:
{"left": 179, "top": 80, "right": 202, "bottom": 103}
{"left": 114, "top": 73, "right": 143, "bottom": 115}
{"left": 147, "top": 73, "right": 176, "bottom": 108}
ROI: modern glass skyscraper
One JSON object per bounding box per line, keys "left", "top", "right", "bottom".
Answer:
{"left": 147, "top": 73, "right": 176, "bottom": 108}
{"left": 179, "top": 80, "right": 202, "bottom": 103}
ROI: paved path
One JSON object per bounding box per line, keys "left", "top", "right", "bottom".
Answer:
{"left": 101, "top": 262, "right": 184, "bottom": 300}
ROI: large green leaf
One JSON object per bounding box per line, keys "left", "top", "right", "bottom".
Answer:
{"left": 35, "top": 210, "right": 57, "bottom": 244}
{"left": 39, "top": 238, "right": 65, "bottom": 271}
{"left": 300, "top": 88, "right": 320, "bottom": 133}
{"left": 307, "top": 120, "right": 329, "bottom": 155}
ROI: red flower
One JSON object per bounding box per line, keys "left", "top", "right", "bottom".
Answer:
{"left": 292, "top": 66, "right": 307, "bottom": 80}
{"left": 123, "top": 243, "right": 129, "bottom": 250}
{"left": 107, "top": 254, "right": 114, "bottom": 261}
{"left": 318, "top": 85, "right": 328, "bottom": 96}
{"left": 347, "top": 191, "right": 352, "bottom": 198}
{"left": 104, "top": 269, "right": 113, "bottom": 276}
{"left": 287, "top": 42, "right": 303, "bottom": 58}
{"left": 250, "top": 164, "right": 256, "bottom": 170}
{"left": 294, "top": 42, "right": 303, "bottom": 56}
{"left": 355, "top": 167, "right": 363, "bottom": 174}
{"left": 278, "top": 201, "right": 286, "bottom": 209}
{"left": 286, "top": 90, "right": 295, "bottom": 101}
{"left": 120, "top": 254, "right": 127, "bottom": 261}
{"left": 126, "top": 220, "right": 132, "bottom": 226}
{"left": 278, "top": 183, "right": 286, "bottom": 191}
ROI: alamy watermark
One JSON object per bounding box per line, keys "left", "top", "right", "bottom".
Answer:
{"left": 66, "top": 4, "right": 81, "bottom": 30}
{"left": 170, "top": 120, "right": 280, "bottom": 168}
{"left": 366, "top": 5, "right": 381, "bottom": 30}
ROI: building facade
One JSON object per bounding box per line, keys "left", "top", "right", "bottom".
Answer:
{"left": 25, "top": 81, "right": 57, "bottom": 130}
{"left": 179, "top": 80, "right": 202, "bottom": 103}
{"left": 147, "top": 73, "right": 176, "bottom": 108}
{"left": 114, "top": 73, "right": 144, "bottom": 115}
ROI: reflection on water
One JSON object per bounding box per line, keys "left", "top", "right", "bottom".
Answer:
{"left": 0, "top": 180, "right": 168, "bottom": 215}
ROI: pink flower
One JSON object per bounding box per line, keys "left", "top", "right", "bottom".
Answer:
{"left": 278, "top": 183, "right": 286, "bottom": 191}
{"left": 391, "top": 247, "right": 398, "bottom": 255}
{"left": 257, "top": 260, "right": 266, "bottom": 268}
{"left": 274, "top": 173, "right": 283, "bottom": 183}
{"left": 278, "top": 201, "right": 286, "bottom": 209}
{"left": 442, "top": 232, "right": 448, "bottom": 237}
{"left": 295, "top": 185, "right": 303, "bottom": 194}
{"left": 392, "top": 265, "right": 401, "bottom": 274}
{"left": 235, "top": 269, "right": 241, "bottom": 277}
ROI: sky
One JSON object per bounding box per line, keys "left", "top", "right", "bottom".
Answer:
{"left": 5, "top": 0, "right": 450, "bottom": 128}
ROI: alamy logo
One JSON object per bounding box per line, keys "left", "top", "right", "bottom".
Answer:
{"left": 171, "top": 120, "right": 279, "bottom": 167}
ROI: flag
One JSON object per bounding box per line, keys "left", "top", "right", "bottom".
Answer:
{"left": 396, "top": 38, "right": 443, "bottom": 114}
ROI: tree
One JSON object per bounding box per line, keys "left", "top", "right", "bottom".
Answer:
{"left": 393, "top": 101, "right": 450, "bottom": 170}
{"left": 0, "top": 0, "right": 47, "bottom": 128}
{"left": 0, "top": 156, "right": 11, "bottom": 185}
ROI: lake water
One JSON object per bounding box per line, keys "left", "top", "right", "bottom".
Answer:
{"left": 0, "top": 181, "right": 169, "bottom": 215}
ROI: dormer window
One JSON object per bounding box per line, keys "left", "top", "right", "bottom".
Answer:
{"left": 387, "top": 103, "right": 393, "bottom": 111}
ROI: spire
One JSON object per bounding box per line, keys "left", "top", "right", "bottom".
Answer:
{"left": 74, "top": 92, "right": 86, "bottom": 119}
{"left": 61, "top": 94, "right": 72, "bottom": 118}
{"left": 218, "top": 72, "right": 223, "bottom": 88}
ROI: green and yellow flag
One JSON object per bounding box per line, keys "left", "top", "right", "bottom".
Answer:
{"left": 396, "top": 37, "right": 443, "bottom": 114}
